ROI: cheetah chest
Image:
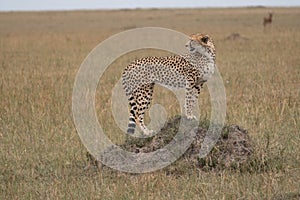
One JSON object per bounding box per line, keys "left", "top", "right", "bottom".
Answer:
{"left": 183, "top": 54, "right": 215, "bottom": 82}
{"left": 202, "top": 62, "right": 215, "bottom": 81}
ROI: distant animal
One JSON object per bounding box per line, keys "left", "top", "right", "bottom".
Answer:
{"left": 263, "top": 12, "right": 273, "bottom": 27}
{"left": 122, "top": 33, "right": 216, "bottom": 135}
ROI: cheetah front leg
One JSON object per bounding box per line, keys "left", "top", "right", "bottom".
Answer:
{"left": 185, "top": 82, "right": 202, "bottom": 120}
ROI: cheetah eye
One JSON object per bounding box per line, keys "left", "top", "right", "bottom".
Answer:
{"left": 201, "top": 36, "right": 209, "bottom": 44}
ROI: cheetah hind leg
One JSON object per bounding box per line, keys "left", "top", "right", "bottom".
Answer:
{"left": 127, "top": 84, "right": 155, "bottom": 136}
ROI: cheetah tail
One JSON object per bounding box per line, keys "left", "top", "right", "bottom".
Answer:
{"left": 127, "top": 115, "right": 136, "bottom": 134}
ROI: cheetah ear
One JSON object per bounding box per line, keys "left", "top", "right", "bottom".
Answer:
{"left": 190, "top": 34, "right": 197, "bottom": 40}
{"left": 201, "top": 35, "right": 209, "bottom": 44}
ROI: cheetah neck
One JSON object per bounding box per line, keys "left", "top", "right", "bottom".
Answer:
{"left": 181, "top": 52, "right": 215, "bottom": 67}
{"left": 180, "top": 52, "right": 215, "bottom": 81}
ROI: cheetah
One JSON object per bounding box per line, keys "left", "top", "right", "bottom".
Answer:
{"left": 122, "top": 33, "right": 216, "bottom": 135}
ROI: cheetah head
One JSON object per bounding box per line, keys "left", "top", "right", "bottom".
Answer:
{"left": 185, "top": 33, "right": 216, "bottom": 60}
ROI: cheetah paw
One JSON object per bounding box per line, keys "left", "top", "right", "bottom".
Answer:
{"left": 142, "top": 129, "right": 155, "bottom": 136}
{"left": 187, "top": 115, "right": 197, "bottom": 120}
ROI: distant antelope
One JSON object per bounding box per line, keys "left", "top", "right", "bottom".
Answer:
{"left": 263, "top": 12, "right": 273, "bottom": 27}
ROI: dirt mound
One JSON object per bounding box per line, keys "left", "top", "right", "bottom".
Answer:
{"left": 224, "top": 32, "right": 249, "bottom": 41}
{"left": 93, "top": 116, "right": 253, "bottom": 173}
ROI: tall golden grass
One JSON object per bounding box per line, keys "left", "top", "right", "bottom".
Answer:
{"left": 0, "top": 7, "right": 299, "bottom": 199}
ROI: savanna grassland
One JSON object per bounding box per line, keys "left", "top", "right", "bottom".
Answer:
{"left": 1, "top": 7, "right": 300, "bottom": 199}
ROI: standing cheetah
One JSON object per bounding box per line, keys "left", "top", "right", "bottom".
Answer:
{"left": 122, "top": 33, "right": 216, "bottom": 135}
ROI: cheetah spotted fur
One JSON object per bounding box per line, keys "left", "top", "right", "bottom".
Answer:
{"left": 122, "top": 33, "right": 216, "bottom": 135}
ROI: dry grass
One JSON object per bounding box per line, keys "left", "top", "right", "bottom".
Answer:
{"left": 0, "top": 7, "right": 300, "bottom": 199}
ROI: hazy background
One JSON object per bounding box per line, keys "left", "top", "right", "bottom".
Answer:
{"left": 1, "top": 0, "right": 300, "bottom": 11}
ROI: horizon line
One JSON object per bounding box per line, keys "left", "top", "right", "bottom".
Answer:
{"left": 0, "top": 5, "right": 299, "bottom": 12}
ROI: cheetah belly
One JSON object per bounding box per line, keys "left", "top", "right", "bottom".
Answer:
{"left": 151, "top": 65, "right": 186, "bottom": 89}
{"left": 122, "top": 64, "right": 186, "bottom": 95}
